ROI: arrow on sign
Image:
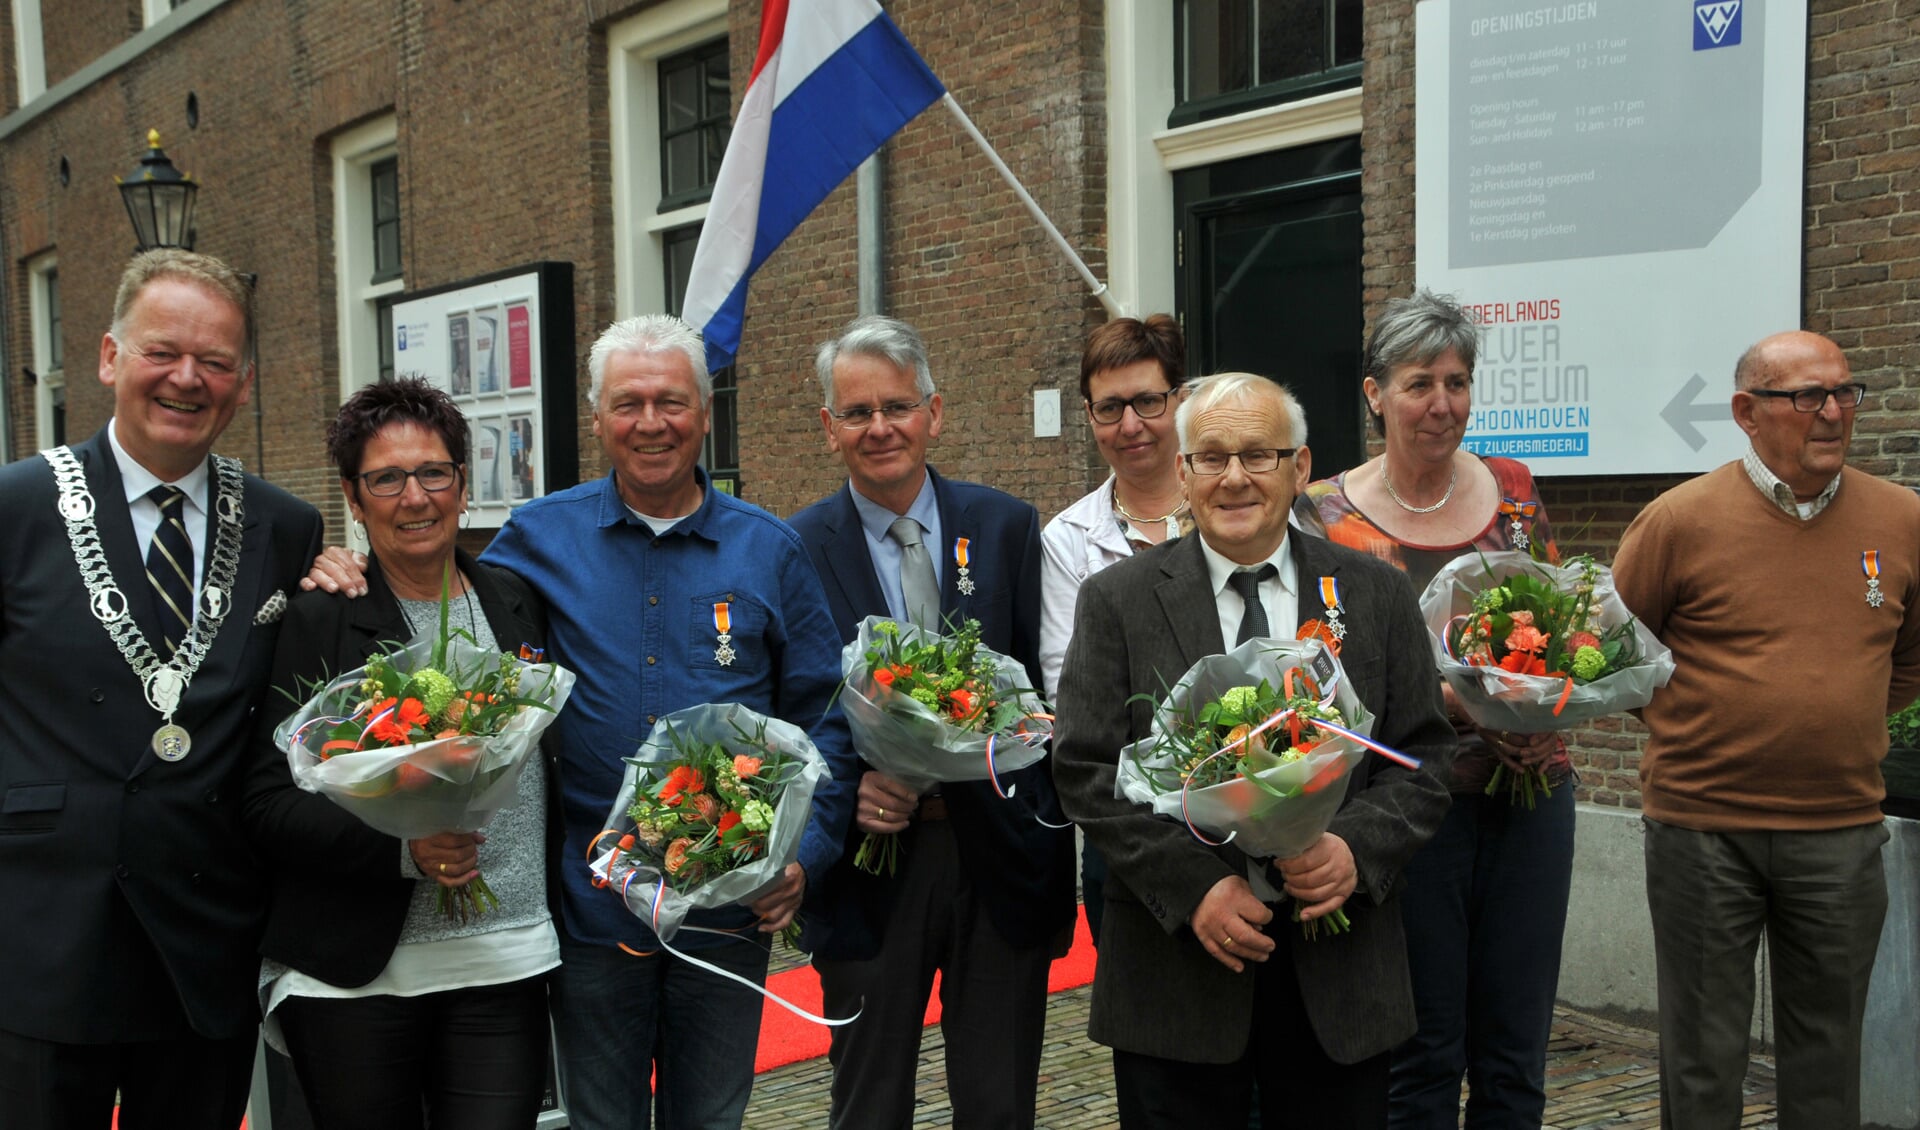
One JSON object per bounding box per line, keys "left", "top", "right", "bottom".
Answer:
{"left": 1661, "top": 373, "right": 1733, "bottom": 451}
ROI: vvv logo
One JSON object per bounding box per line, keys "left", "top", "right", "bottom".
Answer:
{"left": 1695, "top": 0, "right": 1742, "bottom": 49}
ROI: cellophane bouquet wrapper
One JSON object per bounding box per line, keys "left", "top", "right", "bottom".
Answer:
{"left": 1419, "top": 551, "right": 1674, "bottom": 732}
{"left": 1115, "top": 638, "right": 1373, "bottom": 860}
{"left": 838, "top": 615, "right": 1050, "bottom": 792}
{"left": 273, "top": 635, "right": 575, "bottom": 839}
{"left": 590, "top": 703, "right": 828, "bottom": 942}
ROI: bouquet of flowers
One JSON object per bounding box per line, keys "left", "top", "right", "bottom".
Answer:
{"left": 1420, "top": 551, "right": 1674, "bottom": 740}
{"left": 1116, "top": 638, "right": 1394, "bottom": 939}
{"left": 588, "top": 703, "right": 828, "bottom": 943}
{"left": 275, "top": 587, "right": 575, "bottom": 919}
{"left": 838, "top": 616, "right": 1051, "bottom": 875}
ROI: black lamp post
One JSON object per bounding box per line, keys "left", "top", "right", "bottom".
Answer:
{"left": 116, "top": 129, "right": 198, "bottom": 252}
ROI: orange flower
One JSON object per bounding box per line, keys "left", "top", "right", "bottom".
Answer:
{"left": 1566, "top": 630, "right": 1602, "bottom": 653}
{"left": 717, "top": 810, "right": 742, "bottom": 834}
{"left": 1508, "top": 610, "right": 1535, "bottom": 628}
{"left": 690, "top": 793, "right": 721, "bottom": 823}
{"left": 1504, "top": 624, "right": 1550, "bottom": 655}
{"left": 664, "top": 837, "right": 693, "bottom": 875}
{"left": 873, "top": 668, "right": 896, "bottom": 687}
{"left": 1499, "top": 651, "right": 1547, "bottom": 676}
{"left": 733, "top": 755, "right": 762, "bottom": 779}
{"left": 660, "top": 765, "right": 707, "bottom": 807}
{"left": 947, "top": 688, "right": 976, "bottom": 720}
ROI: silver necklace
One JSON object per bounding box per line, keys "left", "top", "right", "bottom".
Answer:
{"left": 1382, "top": 461, "right": 1457, "bottom": 515}
{"left": 45, "top": 445, "right": 245, "bottom": 762}
{"left": 1113, "top": 492, "right": 1187, "bottom": 526}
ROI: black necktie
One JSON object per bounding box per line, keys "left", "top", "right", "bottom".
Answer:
{"left": 145, "top": 485, "right": 195, "bottom": 654}
{"left": 1227, "top": 564, "right": 1277, "bottom": 646}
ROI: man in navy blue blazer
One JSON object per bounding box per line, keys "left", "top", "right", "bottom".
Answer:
{"left": 788, "top": 315, "right": 1076, "bottom": 1130}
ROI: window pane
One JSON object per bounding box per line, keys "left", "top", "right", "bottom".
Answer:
{"left": 1333, "top": 0, "right": 1361, "bottom": 65}
{"left": 705, "top": 122, "right": 730, "bottom": 185}
{"left": 1257, "top": 0, "right": 1328, "bottom": 84}
{"left": 704, "top": 56, "right": 732, "bottom": 119}
{"left": 45, "top": 269, "right": 61, "bottom": 371}
{"left": 374, "top": 221, "right": 402, "bottom": 282}
{"left": 664, "top": 63, "right": 701, "bottom": 132}
{"left": 378, "top": 302, "right": 395, "bottom": 383}
{"left": 372, "top": 160, "right": 399, "bottom": 222}
{"left": 664, "top": 226, "right": 699, "bottom": 314}
{"left": 1181, "top": 0, "right": 1251, "bottom": 101}
{"left": 665, "top": 132, "right": 701, "bottom": 200}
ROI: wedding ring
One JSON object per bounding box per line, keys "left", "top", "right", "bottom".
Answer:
{"left": 877, "top": 806, "right": 887, "bottom": 820}
{"left": 1222, "top": 934, "right": 1234, "bottom": 947}
{"left": 438, "top": 862, "right": 447, "bottom": 874}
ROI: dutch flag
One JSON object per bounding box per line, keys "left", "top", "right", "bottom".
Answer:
{"left": 681, "top": 0, "right": 946, "bottom": 373}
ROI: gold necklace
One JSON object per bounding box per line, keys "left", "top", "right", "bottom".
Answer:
{"left": 1114, "top": 491, "right": 1188, "bottom": 525}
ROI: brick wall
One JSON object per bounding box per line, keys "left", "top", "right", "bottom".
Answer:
{"left": 37, "top": 0, "right": 138, "bottom": 93}
{"left": 0, "top": 0, "right": 625, "bottom": 544}
{"left": 733, "top": 0, "right": 1110, "bottom": 521}
{"left": 1361, "top": 0, "right": 1920, "bottom": 809}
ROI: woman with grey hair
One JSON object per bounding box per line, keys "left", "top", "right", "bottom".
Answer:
{"left": 1302, "top": 289, "right": 1573, "bottom": 1129}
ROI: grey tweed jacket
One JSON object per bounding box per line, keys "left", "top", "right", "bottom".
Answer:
{"left": 1053, "top": 530, "right": 1456, "bottom": 1066}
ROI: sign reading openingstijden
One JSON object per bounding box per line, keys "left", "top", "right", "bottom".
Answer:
{"left": 1415, "top": 0, "right": 1806, "bottom": 475}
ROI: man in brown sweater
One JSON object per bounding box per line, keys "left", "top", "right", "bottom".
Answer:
{"left": 1614, "top": 330, "right": 1920, "bottom": 1130}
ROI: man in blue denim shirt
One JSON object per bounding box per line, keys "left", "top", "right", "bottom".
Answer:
{"left": 483, "top": 314, "right": 859, "bottom": 1130}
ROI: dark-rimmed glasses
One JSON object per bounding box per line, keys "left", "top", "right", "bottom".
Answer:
{"left": 827, "top": 397, "right": 929, "bottom": 431}
{"left": 1087, "top": 391, "right": 1171, "bottom": 424}
{"left": 1747, "top": 383, "right": 1867, "bottom": 413}
{"left": 1182, "top": 449, "right": 1296, "bottom": 476}
{"left": 358, "top": 462, "right": 460, "bottom": 496}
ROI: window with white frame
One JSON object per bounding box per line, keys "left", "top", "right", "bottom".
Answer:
{"left": 12, "top": 0, "right": 45, "bottom": 105}
{"left": 331, "top": 118, "right": 404, "bottom": 396}
{"left": 28, "top": 255, "right": 63, "bottom": 451}
{"left": 609, "top": 0, "right": 741, "bottom": 495}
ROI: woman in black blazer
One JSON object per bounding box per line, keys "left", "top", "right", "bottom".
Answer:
{"left": 241, "top": 378, "right": 555, "bottom": 1130}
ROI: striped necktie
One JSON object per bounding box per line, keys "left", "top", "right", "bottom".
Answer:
{"left": 145, "top": 485, "right": 195, "bottom": 654}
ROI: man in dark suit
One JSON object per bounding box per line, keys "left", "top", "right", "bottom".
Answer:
{"left": 788, "top": 315, "right": 1076, "bottom": 1130}
{"left": 1053, "top": 371, "right": 1455, "bottom": 1129}
{"left": 0, "top": 250, "right": 325, "bottom": 1129}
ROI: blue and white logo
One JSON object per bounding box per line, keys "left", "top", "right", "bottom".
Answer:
{"left": 397, "top": 326, "right": 409, "bottom": 350}
{"left": 1695, "top": 0, "right": 1741, "bottom": 50}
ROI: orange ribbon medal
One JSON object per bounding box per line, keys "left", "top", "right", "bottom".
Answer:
{"left": 1498, "top": 497, "right": 1538, "bottom": 551}
{"left": 1865, "top": 551, "right": 1884, "bottom": 608}
{"left": 1318, "top": 576, "right": 1346, "bottom": 641}
{"left": 713, "top": 602, "right": 736, "bottom": 666}
{"left": 954, "top": 538, "right": 975, "bottom": 596}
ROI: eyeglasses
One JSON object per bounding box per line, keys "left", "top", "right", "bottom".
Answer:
{"left": 1182, "top": 448, "right": 1297, "bottom": 476}
{"left": 1087, "top": 391, "right": 1171, "bottom": 424}
{"left": 827, "top": 397, "right": 928, "bottom": 430}
{"left": 1747, "top": 383, "right": 1867, "bottom": 413}
{"left": 358, "top": 461, "right": 461, "bottom": 496}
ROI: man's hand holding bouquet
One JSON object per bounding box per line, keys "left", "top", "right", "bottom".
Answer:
{"left": 1116, "top": 637, "right": 1420, "bottom": 939}
{"left": 837, "top": 615, "right": 1054, "bottom": 875}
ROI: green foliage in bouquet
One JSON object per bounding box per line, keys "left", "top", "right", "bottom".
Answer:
{"left": 1129, "top": 673, "right": 1347, "bottom": 795}
{"left": 859, "top": 618, "right": 1033, "bottom": 734}
{"left": 614, "top": 715, "right": 806, "bottom": 894}
{"left": 1446, "top": 555, "right": 1642, "bottom": 685}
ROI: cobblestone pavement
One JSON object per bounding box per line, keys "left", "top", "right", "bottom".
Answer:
{"left": 744, "top": 985, "right": 1780, "bottom": 1128}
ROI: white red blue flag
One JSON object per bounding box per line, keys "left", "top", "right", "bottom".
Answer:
{"left": 681, "top": 0, "right": 945, "bottom": 372}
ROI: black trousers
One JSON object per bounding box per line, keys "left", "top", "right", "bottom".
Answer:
{"left": 276, "top": 975, "right": 550, "bottom": 1130}
{"left": 1113, "top": 941, "right": 1389, "bottom": 1130}
{"left": 0, "top": 1024, "right": 254, "bottom": 1130}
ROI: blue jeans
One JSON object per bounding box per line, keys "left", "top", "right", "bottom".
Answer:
{"left": 1389, "top": 784, "right": 1575, "bottom": 1129}
{"left": 550, "top": 927, "right": 772, "bottom": 1130}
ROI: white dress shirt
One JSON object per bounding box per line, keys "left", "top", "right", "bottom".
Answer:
{"left": 1198, "top": 530, "right": 1299, "bottom": 648}
{"left": 106, "top": 418, "right": 210, "bottom": 598}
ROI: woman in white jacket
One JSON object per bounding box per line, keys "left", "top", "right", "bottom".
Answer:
{"left": 1039, "top": 315, "right": 1189, "bottom": 943}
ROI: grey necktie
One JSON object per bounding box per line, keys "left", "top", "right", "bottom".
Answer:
{"left": 1227, "top": 564, "right": 1277, "bottom": 645}
{"left": 888, "top": 516, "right": 941, "bottom": 629}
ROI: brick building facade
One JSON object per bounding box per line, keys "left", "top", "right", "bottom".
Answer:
{"left": 2, "top": 0, "right": 1916, "bottom": 824}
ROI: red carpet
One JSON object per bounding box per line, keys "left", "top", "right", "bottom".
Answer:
{"left": 754, "top": 904, "right": 1097, "bottom": 1073}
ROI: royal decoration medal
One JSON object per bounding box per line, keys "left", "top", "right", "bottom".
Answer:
{"left": 1319, "top": 576, "right": 1347, "bottom": 641}
{"left": 713, "top": 601, "right": 736, "bottom": 666}
{"left": 954, "top": 538, "right": 975, "bottom": 596}
{"left": 1498, "top": 498, "right": 1538, "bottom": 552}
{"left": 1865, "top": 550, "right": 1885, "bottom": 608}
